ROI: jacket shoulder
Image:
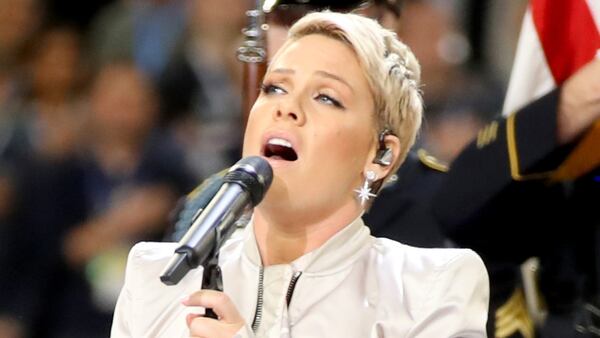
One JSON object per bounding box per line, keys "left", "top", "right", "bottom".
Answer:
{"left": 374, "top": 239, "right": 485, "bottom": 275}
{"left": 113, "top": 242, "right": 203, "bottom": 337}
{"left": 373, "top": 240, "right": 489, "bottom": 335}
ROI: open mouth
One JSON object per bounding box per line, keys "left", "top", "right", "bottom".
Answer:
{"left": 263, "top": 137, "right": 298, "bottom": 161}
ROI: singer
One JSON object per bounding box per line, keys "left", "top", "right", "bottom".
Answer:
{"left": 111, "top": 11, "right": 489, "bottom": 337}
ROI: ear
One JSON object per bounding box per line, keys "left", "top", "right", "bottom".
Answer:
{"left": 363, "top": 134, "right": 401, "bottom": 180}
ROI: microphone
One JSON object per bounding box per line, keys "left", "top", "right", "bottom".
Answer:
{"left": 160, "top": 156, "right": 273, "bottom": 285}
{"left": 170, "top": 172, "right": 226, "bottom": 242}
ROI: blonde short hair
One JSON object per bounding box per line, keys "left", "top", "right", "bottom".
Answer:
{"left": 280, "top": 11, "right": 423, "bottom": 177}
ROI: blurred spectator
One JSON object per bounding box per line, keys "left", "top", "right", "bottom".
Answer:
{"left": 0, "top": 0, "right": 42, "bottom": 71}
{"left": 87, "top": 0, "right": 133, "bottom": 70}
{"left": 159, "top": 0, "right": 249, "bottom": 179}
{"left": 63, "top": 61, "right": 195, "bottom": 267}
{"left": 0, "top": 4, "right": 44, "bottom": 335}
{"left": 423, "top": 77, "right": 502, "bottom": 163}
{"left": 88, "top": 0, "right": 188, "bottom": 80}
{"left": 0, "top": 61, "right": 194, "bottom": 338}
{"left": 0, "top": 25, "right": 85, "bottom": 267}
{"left": 0, "top": 0, "right": 44, "bottom": 171}
{"left": 481, "top": 0, "right": 528, "bottom": 85}
{"left": 398, "top": 0, "right": 471, "bottom": 107}
{"left": 20, "top": 25, "right": 87, "bottom": 160}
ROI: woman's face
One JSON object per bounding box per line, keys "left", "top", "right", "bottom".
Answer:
{"left": 243, "top": 34, "right": 377, "bottom": 220}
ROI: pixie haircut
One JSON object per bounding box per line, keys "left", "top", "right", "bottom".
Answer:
{"left": 277, "top": 11, "right": 423, "bottom": 178}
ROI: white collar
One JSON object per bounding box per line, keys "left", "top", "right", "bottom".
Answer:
{"left": 241, "top": 215, "right": 372, "bottom": 275}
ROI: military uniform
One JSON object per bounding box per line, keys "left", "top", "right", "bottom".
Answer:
{"left": 364, "top": 149, "right": 447, "bottom": 248}
{"left": 433, "top": 87, "right": 600, "bottom": 337}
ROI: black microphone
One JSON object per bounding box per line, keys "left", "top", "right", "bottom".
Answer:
{"left": 160, "top": 156, "right": 273, "bottom": 285}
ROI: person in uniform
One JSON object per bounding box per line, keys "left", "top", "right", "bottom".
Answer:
{"left": 435, "top": 59, "right": 600, "bottom": 337}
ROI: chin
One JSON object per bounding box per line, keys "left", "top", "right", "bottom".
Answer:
{"left": 261, "top": 176, "right": 289, "bottom": 203}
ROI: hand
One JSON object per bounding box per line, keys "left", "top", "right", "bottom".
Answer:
{"left": 63, "top": 184, "right": 177, "bottom": 266}
{"left": 182, "top": 290, "right": 245, "bottom": 338}
{"left": 557, "top": 58, "right": 600, "bottom": 144}
{"left": 102, "top": 185, "right": 177, "bottom": 235}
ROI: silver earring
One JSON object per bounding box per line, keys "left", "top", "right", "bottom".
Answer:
{"left": 354, "top": 170, "right": 377, "bottom": 206}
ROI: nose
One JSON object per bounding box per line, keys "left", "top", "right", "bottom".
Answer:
{"left": 274, "top": 97, "right": 305, "bottom": 125}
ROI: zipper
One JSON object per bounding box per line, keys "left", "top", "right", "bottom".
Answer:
{"left": 251, "top": 266, "right": 265, "bottom": 332}
{"left": 251, "top": 268, "right": 303, "bottom": 333}
{"left": 286, "top": 271, "right": 302, "bottom": 306}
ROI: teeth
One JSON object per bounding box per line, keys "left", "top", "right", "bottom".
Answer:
{"left": 267, "top": 137, "right": 292, "bottom": 148}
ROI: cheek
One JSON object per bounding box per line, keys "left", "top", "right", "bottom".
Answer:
{"left": 310, "top": 123, "right": 372, "bottom": 171}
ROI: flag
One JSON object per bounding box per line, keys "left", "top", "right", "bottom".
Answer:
{"left": 503, "top": 0, "right": 600, "bottom": 180}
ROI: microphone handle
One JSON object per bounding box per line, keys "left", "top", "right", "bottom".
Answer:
{"left": 202, "top": 256, "right": 223, "bottom": 319}
{"left": 160, "top": 182, "right": 250, "bottom": 285}
{"left": 205, "top": 308, "right": 219, "bottom": 320}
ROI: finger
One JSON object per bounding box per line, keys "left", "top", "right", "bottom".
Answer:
{"left": 182, "top": 290, "right": 243, "bottom": 323}
{"left": 188, "top": 315, "right": 219, "bottom": 338}
{"left": 186, "top": 313, "right": 204, "bottom": 327}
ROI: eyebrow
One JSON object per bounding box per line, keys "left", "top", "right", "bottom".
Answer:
{"left": 314, "top": 70, "right": 354, "bottom": 93}
{"left": 270, "top": 68, "right": 354, "bottom": 93}
{"left": 271, "top": 68, "right": 295, "bottom": 75}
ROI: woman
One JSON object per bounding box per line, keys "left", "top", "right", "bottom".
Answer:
{"left": 111, "top": 12, "right": 489, "bottom": 337}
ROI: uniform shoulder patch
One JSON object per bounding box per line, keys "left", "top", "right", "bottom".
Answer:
{"left": 477, "top": 121, "right": 499, "bottom": 149}
{"left": 417, "top": 149, "right": 449, "bottom": 173}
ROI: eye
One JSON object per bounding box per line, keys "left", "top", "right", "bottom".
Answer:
{"left": 261, "top": 83, "right": 287, "bottom": 95}
{"left": 315, "top": 93, "right": 345, "bottom": 109}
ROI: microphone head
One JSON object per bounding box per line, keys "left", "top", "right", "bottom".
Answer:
{"left": 224, "top": 156, "right": 273, "bottom": 206}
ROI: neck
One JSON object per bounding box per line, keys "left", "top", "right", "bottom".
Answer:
{"left": 252, "top": 201, "right": 362, "bottom": 266}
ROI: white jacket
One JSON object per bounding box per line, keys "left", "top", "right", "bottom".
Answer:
{"left": 111, "top": 217, "right": 489, "bottom": 337}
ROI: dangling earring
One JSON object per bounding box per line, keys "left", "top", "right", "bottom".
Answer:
{"left": 354, "top": 170, "right": 378, "bottom": 206}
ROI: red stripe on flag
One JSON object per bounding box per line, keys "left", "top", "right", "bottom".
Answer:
{"left": 532, "top": 0, "right": 600, "bottom": 84}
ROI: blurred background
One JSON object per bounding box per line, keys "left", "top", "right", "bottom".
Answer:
{"left": 0, "top": 0, "right": 527, "bottom": 337}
